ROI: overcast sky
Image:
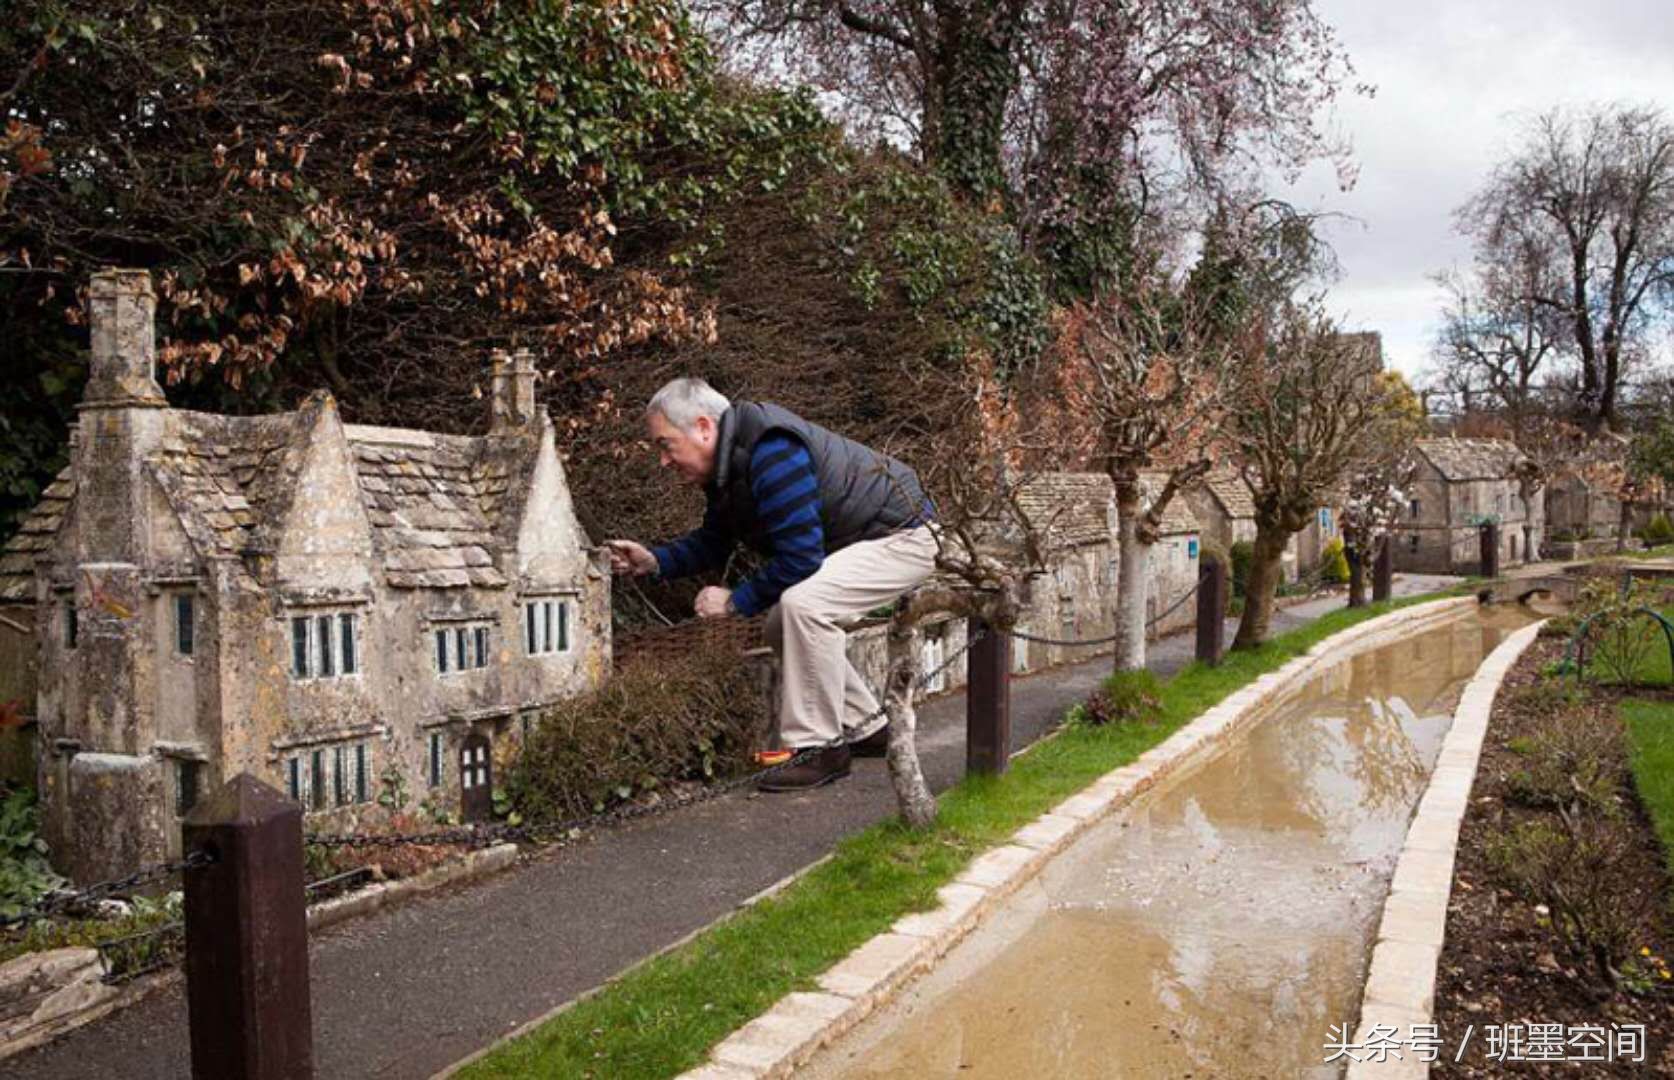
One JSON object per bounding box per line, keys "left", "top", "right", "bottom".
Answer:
{"left": 1285, "top": 0, "right": 1674, "bottom": 380}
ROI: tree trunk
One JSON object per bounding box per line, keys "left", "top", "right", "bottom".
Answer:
{"left": 928, "top": 2, "right": 1021, "bottom": 201}
{"left": 1346, "top": 528, "right": 1366, "bottom": 608}
{"left": 1234, "top": 525, "right": 1289, "bottom": 648}
{"left": 1113, "top": 487, "right": 1150, "bottom": 671}
{"left": 882, "top": 616, "right": 937, "bottom": 830}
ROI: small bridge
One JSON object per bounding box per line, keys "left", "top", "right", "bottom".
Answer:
{"left": 1478, "top": 559, "right": 1674, "bottom": 607}
{"left": 1479, "top": 573, "right": 1582, "bottom": 606}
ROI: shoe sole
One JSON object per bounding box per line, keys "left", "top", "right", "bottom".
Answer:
{"left": 757, "top": 766, "right": 852, "bottom": 793}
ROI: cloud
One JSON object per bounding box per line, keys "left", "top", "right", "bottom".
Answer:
{"left": 1280, "top": 0, "right": 1674, "bottom": 377}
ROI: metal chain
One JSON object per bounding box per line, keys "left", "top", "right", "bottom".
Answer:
{"left": 305, "top": 627, "right": 989, "bottom": 851}
{"left": 1006, "top": 576, "right": 1204, "bottom": 649}
{"left": 0, "top": 850, "right": 215, "bottom": 932}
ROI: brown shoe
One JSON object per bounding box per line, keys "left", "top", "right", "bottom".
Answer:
{"left": 757, "top": 746, "right": 851, "bottom": 792}
{"left": 849, "top": 725, "right": 890, "bottom": 758}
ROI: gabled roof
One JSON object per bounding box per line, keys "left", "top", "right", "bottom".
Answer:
{"left": 1200, "top": 468, "right": 1256, "bottom": 519}
{"left": 346, "top": 426, "right": 510, "bottom": 589}
{"left": 0, "top": 468, "right": 73, "bottom": 602}
{"left": 0, "top": 392, "right": 555, "bottom": 598}
{"left": 1413, "top": 438, "right": 1530, "bottom": 482}
{"left": 1138, "top": 471, "right": 1201, "bottom": 535}
{"left": 1015, "top": 472, "right": 1115, "bottom": 548}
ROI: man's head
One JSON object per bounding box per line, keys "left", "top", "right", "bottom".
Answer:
{"left": 646, "top": 377, "right": 731, "bottom": 487}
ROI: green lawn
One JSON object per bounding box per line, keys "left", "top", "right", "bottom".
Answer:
{"left": 1625, "top": 698, "right": 1674, "bottom": 886}
{"left": 458, "top": 594, "right": 1462, "bottom": 1079}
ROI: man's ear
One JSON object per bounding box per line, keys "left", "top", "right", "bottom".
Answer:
{"left": 695, "top": 414, "right": 716, "bottom": 443}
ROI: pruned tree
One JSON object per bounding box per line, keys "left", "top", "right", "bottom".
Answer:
{"left": 1054, "top": 277, "right": 1228, "bottom": 670}
{"left": 875, "top": 364, "right": 1062, "bottom": 827}
{"left": 698, "top": 0, "right": 1358, "bottom": 292}
{"left": 1224, "top": 310, "right": 1401, "bottom": 646}
{"left": 1457, "top": 104, "right": 1674, "bottom": 433}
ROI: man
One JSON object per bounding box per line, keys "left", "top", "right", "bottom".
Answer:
{"left": 606, "top": 378, "right": 937, "bottom": 792}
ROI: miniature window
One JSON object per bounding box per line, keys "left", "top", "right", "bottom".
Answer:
{"left": 175, "top": 594, "right": 195, "bottom": 656}
{"left": 290, "top": 611, "right": 362, "bottom": 681}
{"left": 1409, "top": 534, "right": 1420, "bottom": 552}
{"left": 175, "top": 760, "right": 201, "bottom": 817}
{"left": 1409, "top": 499, "right": 1420, "bottom": 518}
{"left": 286, "top": 740, "right": 373, "bottom": 810}
{"left": 523, "top": 598, "right": 571, "bottom": 656}
{"left": 428, "top": 731, "right": 445, "bottom": 787}
{"left": 63, "top": 600, "right": 77, "bottom": 649}
{"left": 922, "top": 631, "right": 947, "bottom": 694}
{"left": 435, "top": 623, "right": 491, "bottom": 675}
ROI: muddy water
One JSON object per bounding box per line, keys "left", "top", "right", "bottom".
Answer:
{"left": 808, "top": 606, "right": 1536, "bottom": 1080}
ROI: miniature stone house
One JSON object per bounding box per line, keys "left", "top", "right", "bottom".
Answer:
{"left": 1137, "top": 473, "right": 1202, "bottom": 640}
{"left": 1392, "top": 438, "right": 1544, "bottom": 574}
{"left": 0, "top": 270, "right": 610, "bottom": 883}
{"left": 1544, "top": 470, "right": 1624, "bottom": 556}
{"left": 1183, "top": 467, "right": 1301, "bottom": 583}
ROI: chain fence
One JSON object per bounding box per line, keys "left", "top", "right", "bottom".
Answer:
{"left": 0, "top": 584, "right": 1238, "bottom": 945}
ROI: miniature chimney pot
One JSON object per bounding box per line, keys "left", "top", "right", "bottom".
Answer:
{"left": 85, "top": 269, "right": 165, "bottom": 404}
{"left": 491, "top": 348, "right": 538, "bottom": 431}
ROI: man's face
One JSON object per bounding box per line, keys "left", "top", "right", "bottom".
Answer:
{"left": 648, "top": 410, "right": 717, "bottom": 487}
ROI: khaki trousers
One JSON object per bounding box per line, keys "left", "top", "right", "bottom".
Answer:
{"left": 763, "top": 525, "right": 938, "bottom": 748}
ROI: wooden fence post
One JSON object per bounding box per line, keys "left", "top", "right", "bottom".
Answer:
{"left": 184, "top": 773, "right": 313, "bottom": 1080}
{"left": 1480, "top": 522, "right": 1501, "bottom": 578}
{"left": 1373, "top": 535, "right": 1394, "bottom": 603}
{"left": 965, "top": 618, "right": 1011, "bottom": 776}
{"left": 1195, "top": 558, "right": 1226, "bottom": 665}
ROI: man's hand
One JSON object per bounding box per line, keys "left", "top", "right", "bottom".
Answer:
{"left": 694, "top": 586, "right": 735, "bottom": 620}
{"left": 604, "top": 539, "right": 658, "bottom": 577}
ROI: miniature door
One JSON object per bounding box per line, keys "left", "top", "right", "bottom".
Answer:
{"left": 459, "top": 731, "right": 493, "bottom": 822}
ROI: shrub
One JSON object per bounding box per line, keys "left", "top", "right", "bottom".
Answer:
{"left": 1229, "top": 540, "right": 1255, "bottom": 599}
{"left": 1502, "top": 718, "right": 1625, "bottom": 818}
{"left": 1642, "top": 513, "right": 1674, "bottom": 548}
{"left": 1075, "top": 670, "right": 1164, "bottom": 728}
{"left": 506, "top": 644, "right": 768, "bottom": 823}
{"left": 1317, "top": 537, "right": 1350, "bottom": 585}
{"left": 1485, "top": 816, "right": 1656, "bottom": 991}
{"left": 0, "top": 786, "right": 64, "bottom": 921}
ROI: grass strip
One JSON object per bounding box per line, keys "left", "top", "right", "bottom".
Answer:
{"left": 459, "top": 592, "right": 1461, "bottom": 1079}
{"left": 1624, "top": 697, "right": 1674, "bottom": 887}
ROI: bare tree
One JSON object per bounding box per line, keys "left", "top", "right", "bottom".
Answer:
{"left": 1055, "top": 279, "right": 1228, "bottom": 669}
{"left": 1457, "top": 104, "right": 1674, "bottom": 432}
{"left": 698, "top": 1, "right": 1356, "bottom": 290}
{"left": 1225, "top": 312, "right": 1398, "bottom": 647}
{"left": 876, "top": 369, "right": 1060, "bottom": 827}
{"left": 1429, "top": 240, "right": 1565, "bottom": 431}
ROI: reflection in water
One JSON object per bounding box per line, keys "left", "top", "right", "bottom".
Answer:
{"left": 812, "top": 608, "right": 1534, "bottom": 1080}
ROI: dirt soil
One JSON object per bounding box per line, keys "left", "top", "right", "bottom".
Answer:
{"left": 1434, "top": 634, "right": 1674, "bottom": 1075}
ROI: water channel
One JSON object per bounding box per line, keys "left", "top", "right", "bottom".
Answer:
{"left": 805, "top": 605, "right": 1538, "bottom": 1080}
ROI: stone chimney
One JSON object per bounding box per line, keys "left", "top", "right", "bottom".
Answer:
{"left": 71, "top": 269, "right": 167, "bottom": 761}
{"left": 84, "top": 269, "right": 165, "bottom": 405}
{"left": 491, "top": 347, "right": 538, "bottom": 432}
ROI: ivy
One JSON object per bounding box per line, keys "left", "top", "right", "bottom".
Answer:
{"left": 805, "top": 160, "right": 1048, "bottom": 379}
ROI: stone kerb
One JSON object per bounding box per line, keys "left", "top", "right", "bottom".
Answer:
{"left": 676, "top": 596, "right": 1477, "bottom": 1079}
{"left": 1345, "top": 619, "right": 1544, "bottom": 1079}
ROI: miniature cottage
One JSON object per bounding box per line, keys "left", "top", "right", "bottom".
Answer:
{"left": 1183, "top": 467, "right": 1302, "bottom": 583}
{"left": 0, "top": 270, "right": 610, "bottom": 883}
{"left": 1544, "top": 470, "right": 1625, "bottom": 557}
{"left": 1392, "top": 438, "right": 1543, "bottom": 574}
{"left": 1137, "top": 474, "right": 1202, "bottom": 640}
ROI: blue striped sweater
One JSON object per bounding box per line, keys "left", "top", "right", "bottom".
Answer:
{"left": 651, "top": 432, "right": 826, "bottom": 617}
